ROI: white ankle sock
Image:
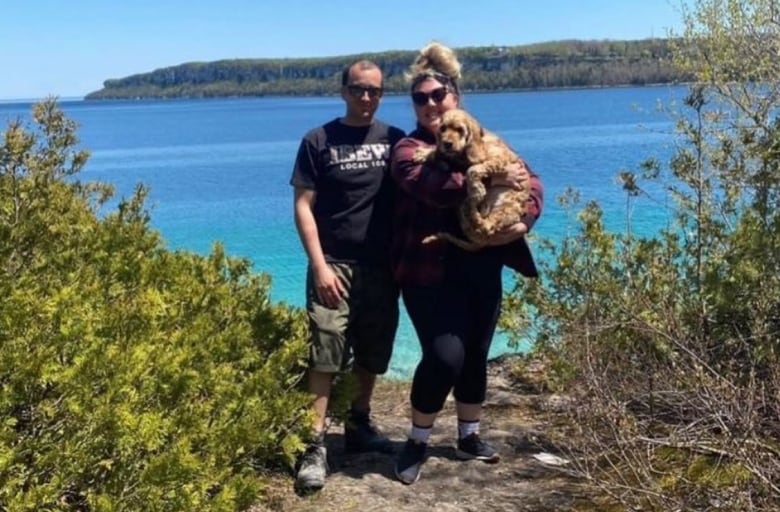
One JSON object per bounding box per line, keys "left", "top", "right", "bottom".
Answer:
{"left": 458, "top": 419, "right": 479, "bottom": 439}
{"left": 409, "top": 424, "right": 432, "bottom": 444}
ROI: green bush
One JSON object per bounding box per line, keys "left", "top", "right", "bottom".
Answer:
{"left": 0, "top": 100, "right": 311, "bottom": 511}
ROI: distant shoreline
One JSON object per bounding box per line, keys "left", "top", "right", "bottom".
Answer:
{"left": 0, "top": 81, "right": 690, "bottom": 105}
{"left": 0, "top": 96, "right": 85, "bottom": 104}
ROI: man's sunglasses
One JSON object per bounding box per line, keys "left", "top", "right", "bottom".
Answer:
{"left": 411, "top": 87, "right": 449, "bottom": 106}
{"left": 346, "top": 85, "right": 383, "bottom": 99}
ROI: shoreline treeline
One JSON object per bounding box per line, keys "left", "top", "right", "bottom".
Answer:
{"left": 85, "top": 38, "right": 690, "bottom": 99}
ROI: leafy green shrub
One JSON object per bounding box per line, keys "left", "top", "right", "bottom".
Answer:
{"left": 0, "top": 100, "right": 311, "bottom": 511}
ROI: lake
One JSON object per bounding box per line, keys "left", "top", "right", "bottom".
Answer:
{"left": 0, "top": 86, "right": 687, "bottom": 378}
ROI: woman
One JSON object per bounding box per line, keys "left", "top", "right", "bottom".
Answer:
{"left": 390, "top": 42, "right": 544, "bottom": 485}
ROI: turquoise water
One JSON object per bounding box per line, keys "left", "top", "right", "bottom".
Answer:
{"left": 0, "top": 87, "right": 686, "bottom": 378}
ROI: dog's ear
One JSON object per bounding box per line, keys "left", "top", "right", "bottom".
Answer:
{"left": 465, "top": 136, "right": 487, "bottom": 163}
{"left": 462, "top": 122, "right": 473, "bottom": 145}
{"left": 466, "top": 115, "right": 482, "bottom": 142}
{"left": 463, "top": 114, "right": 485, "bottom": 162}
{"left": 467, "top": 147, "right": 486, "bottom": 164}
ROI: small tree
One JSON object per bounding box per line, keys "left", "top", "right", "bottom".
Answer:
{"left": 502, "top": 1, "right": 780, "bottom": 510}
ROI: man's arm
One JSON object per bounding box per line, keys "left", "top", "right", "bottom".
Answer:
{"left": 293, "top": 187, "right": 345, "bottom": 308}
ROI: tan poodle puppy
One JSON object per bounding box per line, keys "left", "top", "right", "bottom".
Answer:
{"left": 413, "top": 109, "right": 529, "bottom": 251}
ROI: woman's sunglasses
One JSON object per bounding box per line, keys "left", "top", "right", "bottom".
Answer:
{"left": 346, "top": 85, "right": 383, "bottom": 99}
{"left": 411, "top": 87, "right": 449, "bottom": 106}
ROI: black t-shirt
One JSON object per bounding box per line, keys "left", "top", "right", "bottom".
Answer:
{"left": 291, "top": 118, "right": 405, "bottom": 264}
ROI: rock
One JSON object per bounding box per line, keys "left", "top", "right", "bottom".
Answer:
{"left": 532, "top": 452, "right": 570, "bottom": 466}
{"left": 252, "top": 354, "right": 591, "bottom": 511}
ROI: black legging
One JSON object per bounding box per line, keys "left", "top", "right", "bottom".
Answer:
{"left": 401, "top": 249, "right": 503, "bottom": 414}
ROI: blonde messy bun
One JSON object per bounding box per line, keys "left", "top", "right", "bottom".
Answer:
{"left": 406, "top": 41, "right": 462, "bottom": 84}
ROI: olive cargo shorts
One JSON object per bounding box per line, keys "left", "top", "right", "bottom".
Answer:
{"left": 306, "top": 262, "right": 399, "bottom": 374}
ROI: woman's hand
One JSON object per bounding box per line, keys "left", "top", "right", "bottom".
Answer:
{"left": 489, "top": 163, "right": 529, "bottom": 190}
{"left": 485, "top": 222, "right": 528, "bottom": 246}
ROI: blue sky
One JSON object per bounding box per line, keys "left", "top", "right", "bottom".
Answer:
{"left": 0, "top": 0, "right": 687, "bottom": 100}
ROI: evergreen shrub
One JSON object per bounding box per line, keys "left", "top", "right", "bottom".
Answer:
{"left": 0, "top": 100, "right": 311, "bottom": 511}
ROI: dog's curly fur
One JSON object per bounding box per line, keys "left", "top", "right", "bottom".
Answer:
{"left": 413, "top": 109, "right": 529, "bottom": 251}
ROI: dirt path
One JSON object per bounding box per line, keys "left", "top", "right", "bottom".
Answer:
{"left": 253, "top": 356, "right": 591, "bottom": 512}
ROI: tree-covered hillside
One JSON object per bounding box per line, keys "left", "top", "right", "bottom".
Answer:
{"left": 85, "top": 39, "right": 690, "bottom": 99}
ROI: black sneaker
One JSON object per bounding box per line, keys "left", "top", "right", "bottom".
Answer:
{"left": 455, "top": 433, "right": 500, "bottom": 463}
{"left": 344, "top": 411, "right": 394, "bottom": 454}
{"left": 294, "top": 444, "right": 328, "bottom": 492}
{"left": 394, "top": 439, "right": 427, "bottom": 485}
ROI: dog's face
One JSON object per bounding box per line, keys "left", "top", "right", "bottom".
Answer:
{"left": 436, "top": 109, "right": 485, "bottom": 159}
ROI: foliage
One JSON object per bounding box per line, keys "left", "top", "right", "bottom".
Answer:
{"left": 0, "top": 100, "right": 312, "bottom": 511}
{"left": 502, "top": 1, "right": 780, "bottom": 510}
{"left": 84, "top": 39, "right": 690, "bottom": 99}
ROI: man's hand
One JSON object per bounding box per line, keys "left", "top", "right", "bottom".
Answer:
{"left": 312, "top": 264, "right": 346, "bottom": 308}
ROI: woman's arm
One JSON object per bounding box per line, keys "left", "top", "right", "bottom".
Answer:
{"left": 390, "top": 137, "right": 466, "bottom": 208}
{"left": 520, "top": 164, "right": 544, "bottom": 232}
{"left": 486, "top": 162, "right": 544, "bottom": 246}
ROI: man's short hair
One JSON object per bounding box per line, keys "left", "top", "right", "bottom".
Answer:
{"left": 341, "top": 60, "right": 382, "bottom": 86}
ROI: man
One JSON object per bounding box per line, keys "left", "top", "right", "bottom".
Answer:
{"left": 290, "top": 59, "right": 405, "bottom": 492}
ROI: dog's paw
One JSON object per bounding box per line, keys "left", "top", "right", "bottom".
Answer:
{"left": 412, "top": 147, "right": 435, "bottom": 163}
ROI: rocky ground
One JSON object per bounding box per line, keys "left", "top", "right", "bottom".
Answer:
{"left": 251, "top": 355, "right": 597, "bottom": 512}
